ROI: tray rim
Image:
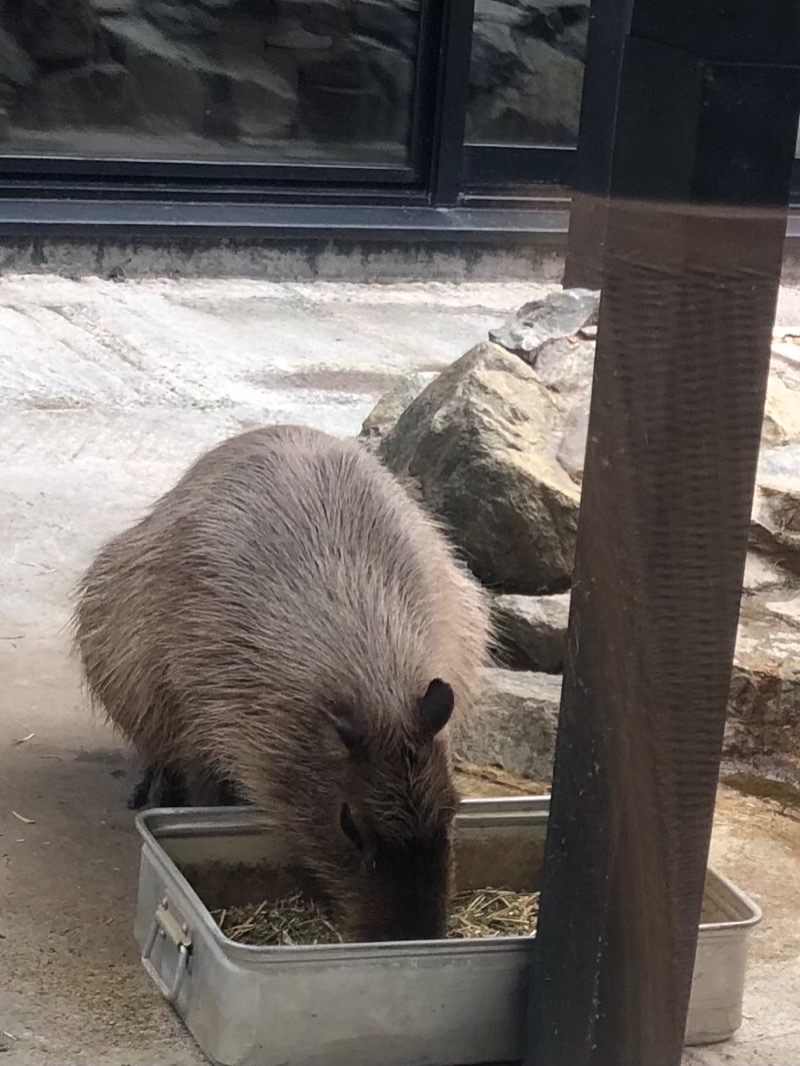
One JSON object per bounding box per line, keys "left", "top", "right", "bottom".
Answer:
{"left": 136, "top": 795, "right": 762, "bottom": 966}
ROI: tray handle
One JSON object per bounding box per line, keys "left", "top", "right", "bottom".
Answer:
{"left": 141, "top": 898, "right": 192, "bottom": 1005}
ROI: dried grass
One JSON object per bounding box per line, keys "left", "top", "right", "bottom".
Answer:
{"left": 212, "top": 892, "right": 343, "bottom": 947}
{"left": 212, "top": 888, "right": 540, "bottom": 946}
{"left": 448, "top": 888, "right": 539, "bottom": 939}
{"left": 212, "top": 884, "right": 724, "bottom": 947}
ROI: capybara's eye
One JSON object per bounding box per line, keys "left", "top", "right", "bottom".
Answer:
{"left": 339, "top": 803, "right": 364, "bottom": 850}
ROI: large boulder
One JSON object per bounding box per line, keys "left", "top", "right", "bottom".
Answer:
{"left": 486, "top": 300, "right": 800, "bottom": 500}
{"left": 453, "top": 668, "right": 562, "bottom": 781}
{"left": 492, "top": 592, "right": 570, "bottom": 672}
{"left": 357, "top": 371, "right": 437, "bottom": 454}
{"left": 380, "top": 342, "right": 580, "bottom": 594}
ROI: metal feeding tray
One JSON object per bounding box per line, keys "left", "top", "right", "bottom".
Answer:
{"left": 134, "top": 796, "right": 761, "bottom": 1066}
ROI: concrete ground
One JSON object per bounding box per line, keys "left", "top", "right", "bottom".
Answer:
{"left": 1, "top": 274, "right": 799, "bottom": 1065}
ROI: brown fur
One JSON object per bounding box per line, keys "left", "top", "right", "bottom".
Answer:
{"left": 73, "top": 425, "right": 490, "bottom": 940}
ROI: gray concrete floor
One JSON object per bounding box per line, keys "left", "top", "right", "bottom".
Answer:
{"left": 1, "top": 275, "right": 799, "bottom": 1065}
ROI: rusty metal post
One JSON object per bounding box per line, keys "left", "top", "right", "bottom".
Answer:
{"left": 526, "top": 2, "right": 800, "bottom": 1065}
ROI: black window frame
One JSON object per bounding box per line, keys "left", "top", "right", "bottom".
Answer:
{"left": 462, "top": 144, "right": 575, "bottom": 193}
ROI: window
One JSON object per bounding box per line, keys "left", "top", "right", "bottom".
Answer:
{"left": 0, "top": 0, "right": 424, "bottom": 171}
{"left": 467, "top": 0, "right": 589, "bottom": 148}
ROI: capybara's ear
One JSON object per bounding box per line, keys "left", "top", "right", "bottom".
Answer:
{"left": 419, "top": 679, "right": 454, "bottom": 736}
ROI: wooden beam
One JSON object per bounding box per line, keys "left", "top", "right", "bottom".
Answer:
{"left": 526, "top": 3, "right": 800, "bottom": 1064}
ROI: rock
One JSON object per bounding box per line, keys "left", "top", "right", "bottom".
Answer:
{"left": 297, "top": 41, "right": 412, "bottom": 144}
{"left": 453, "top": 757, "right": 549, "bottom": 797}
{"left": 452, "top": 668, "right": 562, "bottom": 781}
{"left": 89, "top": 0, "right": 136, "bottom": 13}
{"left": 99, "top": 15, "right": 296, "bottom": 141}
{"left": 10, "top": 0, "right": 96, "bottom": 65}
{"left": 473, "top": 0, "right": 528, "bottom": 30}
{"left": 139, "top": 0, "right": 227, "bottom": 37}
{"left": 486, "top": 295, "right": 800, "bottom": 509}
{"left": 492, "top": 592, "right": 570, "bottom": 672}
{"left": 726, "top": 613, "right": 800, "bottom": 762}
{"left": 279, "top": 0, "right": 350, "bottom": 36}
{"left": 469, "top": 18, "right": 518, "bottom": 91}
{"left": 516, "top": 38, "right": 585, "bottom": 133}
{"left": 750, "top": 445, "right": 800, "bottom": 570}
{"left": 771, "top": 337, "right": 800, "bottom": 392}
{"left": 357, "top": 372, "right": 438, "bottom": 453}
{"left": 534, "top": 334, "right": 595, "bottom": 396}
{"left": 489, "top": 287, "right": 600, "bottom": 360}
{"left": 354, "top": 0, "right": 421, "bottom": 56}
{"left": 265, "top": 17, "right": 332, "bottom": 50}
{"left": 763, "top": 373, "right": 800, "bottom": 444}
{"left": 451, "top": 610, "right": 800, "bottom": 781}
{"left": 762, "top": 592, "right": 800, "bottom": 628}
{"left": 468, "top": 58, "right": 582, "bottom": 145}
{"left": 743, "top": 553, "right": 793, "bottom": 595}
{"left": 380, "top": 342, "right": 581, "bottom": 594}
{"left": 556, "top": 398, "right": 589, "bottom": 484}
{"left": 757, "top": 442, "right": 800, "bottom": 484}
{"left": 15, "top": 63, "right": 139, "bottom": 129}
{"left": 466, "top": 13, "right": 588, "bottom": 145}
{"left": 0, "top": 29, "right": 35, "bottom": 88}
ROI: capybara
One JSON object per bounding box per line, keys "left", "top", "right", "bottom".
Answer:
{"left": 74, "top": 425, "right": 490, "bottom": 940}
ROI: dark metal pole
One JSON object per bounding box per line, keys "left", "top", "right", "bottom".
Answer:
{"left": 526, "top": 3, "right": 800, "bottom": 1066}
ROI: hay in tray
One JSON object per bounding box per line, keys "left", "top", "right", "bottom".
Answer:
{"left": 211, "top": 888, "right": 540, "bottom": 947}
{"left": 212, "top": 893, "right": 344, "bottom": 947}
{"left": 448, "top": 887, "right": 540, "bottom": 939}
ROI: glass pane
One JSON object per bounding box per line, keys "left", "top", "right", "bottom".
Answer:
{"left": 467, "top": 0, "right": 590, "bottom": 148}
{"left": 0, "top": 0, "right": 420, "bottom": 166}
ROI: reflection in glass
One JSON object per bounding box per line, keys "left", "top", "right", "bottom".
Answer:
{"left": 467, "top": 0, "right": 590, "bottom": 148}
{"left": 0, "top": 0, "right": 420, "bottom": 165}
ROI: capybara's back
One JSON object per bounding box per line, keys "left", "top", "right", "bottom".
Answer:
{"left": 74, "top": 424, "right": 490, "bottom": 940}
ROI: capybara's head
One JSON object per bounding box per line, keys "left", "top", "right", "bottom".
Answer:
{"left": 311, "top": 678, "right": 459, "bottom": 942}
